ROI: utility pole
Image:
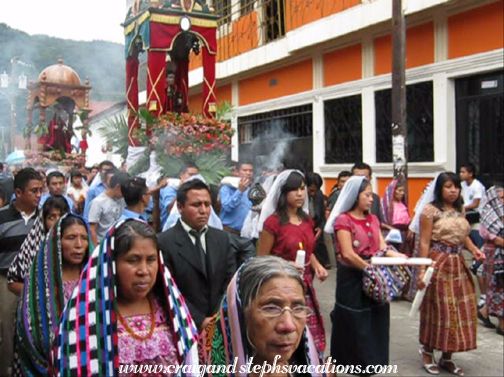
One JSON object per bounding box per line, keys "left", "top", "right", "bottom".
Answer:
{"left": 392, "top": 0, "right": 408, "bottom": 198}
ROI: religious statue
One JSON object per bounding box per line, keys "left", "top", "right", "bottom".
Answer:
{"left": 165, "top": 70, "right": 186, "bottom": 114}
{"left": 43, "top": 106, "right": 72, "bottom": 153}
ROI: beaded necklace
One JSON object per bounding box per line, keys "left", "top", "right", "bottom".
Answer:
{"left": 117, "top": 296, "right": 155, "bottom": 341}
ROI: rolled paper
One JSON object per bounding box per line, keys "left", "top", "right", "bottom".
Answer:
{"left": 371, "top": 257, "right": 433, "bottom": 266}
{"left": 167, "top": 178, "right": 180, "bottom": 189}
{"left": 408, "top": 265, "right": 435, "bottom": 317}
{"left": 220, "top": 176, "right": 240, "bottom": 188}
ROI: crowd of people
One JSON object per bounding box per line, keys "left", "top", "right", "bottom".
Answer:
{"left": 0, "top": 158, "right": 502, "bottom": 377}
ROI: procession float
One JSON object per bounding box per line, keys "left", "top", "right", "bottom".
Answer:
{"left": 123, "top": 0, "right": 233, "bottom": 183}
{"left": 23, "top": 58, "right": 90, "bottom": 170}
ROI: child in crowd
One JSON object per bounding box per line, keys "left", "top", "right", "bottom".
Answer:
{"left": 67, "top": 170, "right": 88, "bottom": 215}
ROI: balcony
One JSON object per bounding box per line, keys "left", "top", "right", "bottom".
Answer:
{"left": 189, "top": 0, "right": 363, "bottom": 70}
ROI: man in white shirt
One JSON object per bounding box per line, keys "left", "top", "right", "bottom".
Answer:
{"left": 460, "top": 162, "right": 486, "bottom": 214}
{"left": 88, "top": 170, "right": 128, "bottom": 245}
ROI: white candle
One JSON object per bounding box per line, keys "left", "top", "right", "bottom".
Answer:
{"left": 295, "top": 243, "right": 306, "bottom": 269}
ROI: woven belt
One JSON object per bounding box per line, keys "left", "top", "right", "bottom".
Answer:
{"left": 431, "top": 242, "right": 462, "bottom": 254}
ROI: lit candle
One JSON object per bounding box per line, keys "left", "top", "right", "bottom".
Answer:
{"left": 295, "top": 242, "right": 306, "bottom": 269}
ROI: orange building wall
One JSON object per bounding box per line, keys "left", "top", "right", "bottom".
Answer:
{"left": 324, "top": 178, "right": 338, "bottom": 197}
{"left": 239, "top": 59, "right": 313, "bottom": 105}
{"left": 375, "top": 22, "right": 435, "bottom": 76}
{"left": 188, "top": 92, "right": 203, "bottom": 113}
{"left": 188, "top": 84, "right": 232, "bottom": 113}
{"left": 218, "top": 84, "right": 232, "bottom": 104}
{"left": 377, "top": 177, "right": 433, "bottom": 216}
{"left": 189, "top": 51, "right": 203, "bottom": 71}
{"left": 448, "top": 1, "right": 504, "bottom": 59}
{"left": 217, "top": 12, "right": 258, "bottom": 63}
{"left": 285, "top": 0, "right": 360, "bottom": 32}
{"left": 324, "top": 44, "right": 362, "bottom": 86}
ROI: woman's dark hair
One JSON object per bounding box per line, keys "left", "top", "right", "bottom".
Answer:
{"left": 42, "top": 195, "right": 70, "bottom": 229}
{"left": 113, "top": 220, "right": 158, "bottom": 259}
{"left": 395, "top": 181, "right": 405, "bottom": 189}
{"left": 349, "top": 179, "right": 372, "bottom": 213}
{"left": 60, "top": 215, "right": 88, "bottom": 236}
{"left": 432, "top": 172, "right": 464, "bottom": 212}
{"left": 276, "top": 172, "right": 310, "bottom": 225}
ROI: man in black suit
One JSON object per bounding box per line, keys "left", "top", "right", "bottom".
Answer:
{"left": 158, "top": 179, "right": 236, "bottom": 331}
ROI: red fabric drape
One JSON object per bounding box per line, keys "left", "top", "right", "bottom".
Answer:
{"left": 126, "top": 55, "right": 140, "bottom": 146}
{"left": 202, "top": 46, "right": 216, "bottom": 118}
{"left": 147, "top": 50, "right": 167, "bottom": 126}
{"left": 150, "top": 23, "right": 217, "bottom": 54}
{"left": 176, "top": 59, "right": 189, "bottom": 113}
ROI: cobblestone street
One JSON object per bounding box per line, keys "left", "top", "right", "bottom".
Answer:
{"left": 314, "top": 268, "right": 504, "bottom": 376}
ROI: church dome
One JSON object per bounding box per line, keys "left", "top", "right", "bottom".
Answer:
{"left": 38, "top": 58, "right": 82, "bottom": 86}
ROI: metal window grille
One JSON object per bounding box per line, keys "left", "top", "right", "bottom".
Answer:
{"left": 375, "top": 81, "right": 434, "bottom": 163}
{"left": 238, "top": 104, "right": 313, "bottom": 171}
{"left": 324, "top": 94, "right": 363, "bottom": 164}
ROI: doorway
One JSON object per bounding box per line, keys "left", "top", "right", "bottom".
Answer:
{"left": 456, "top": 71, "right": 504, "bottom": 187}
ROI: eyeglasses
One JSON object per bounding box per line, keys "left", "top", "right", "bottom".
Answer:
{"left": 257, "top": 305, "right": 313, "bottom": 318}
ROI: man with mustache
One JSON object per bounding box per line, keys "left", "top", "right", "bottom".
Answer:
{"left": 159, "top": 179, "right": 236, "bottom": 331}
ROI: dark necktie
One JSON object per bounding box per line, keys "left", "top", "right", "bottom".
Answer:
{"left": 189, "top": 229, "right": 209, "bottom": 277}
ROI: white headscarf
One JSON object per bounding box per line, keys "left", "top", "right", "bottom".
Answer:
{"left": 257, "top": 169, "right": 309, "bottom": 233}
{"left": 162, "top": 174, "right": 223, "bottom": 231}
{"left": 409, "top": 173, "right": 441, "bottom": 234}
{"left": 324, "top": 175, "right": 366, "bottom": 234}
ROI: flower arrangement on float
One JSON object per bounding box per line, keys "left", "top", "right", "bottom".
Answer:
{"left": 24, "top": 150, "right": 86, "bottom": 170}
{"left": 122, "top": 103, "right": 235, "bottom": 184}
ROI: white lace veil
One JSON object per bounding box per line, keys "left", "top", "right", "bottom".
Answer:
{"left": 324, "top": 175, "right": 366, "bottom": 234}
{"left": 409, "top": 172, "right": 441, "bottom": 234}
{"left": 257, "top": 169, "right": 309, "bottom": 233}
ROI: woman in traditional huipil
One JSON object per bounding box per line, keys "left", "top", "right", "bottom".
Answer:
{"left": 479, "top": 186, "right": 504, "bottom": 335}
{"left": 15, "top": 213, "right": 91, "bottom": 377}
{"left": 7, "top": 195, "right": 70, "bottom": 295}
{"left": 415, "top": 172, "right": 485, "bottom": 376}
{"left": 380, "top": 179, "right": 412, "bottom": 255}
{"left": 257, "top": 170, "right": 327, "bottom": 352}
{"left": 51, "top": 219, "right": 199, "bottom": 377}
{"left": 199, "top": 256, "right": 327, "bottom": 377}
{"left": 324, "top": 175, "right": 407, "bottom": 373}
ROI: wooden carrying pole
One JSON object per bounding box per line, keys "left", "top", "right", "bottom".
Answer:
{"left": 392, "top": 0, "right": 409, "bottom": 198}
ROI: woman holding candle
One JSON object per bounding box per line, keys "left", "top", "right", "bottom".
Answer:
{"left": 257, "top": 169, "right": 327, "bottom": 352}
{"left": 324, "top": 175, "right": 407, "bottom": 373}
{"left": 414, "top": 172, "right": 485, "bottom": 376}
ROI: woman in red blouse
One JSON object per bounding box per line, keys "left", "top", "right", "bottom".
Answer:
{"left": 324, "top": 175, "right": 406, "bottom": 374}
{"left": 257, "top": 170, "right": 328, "bottom": 353}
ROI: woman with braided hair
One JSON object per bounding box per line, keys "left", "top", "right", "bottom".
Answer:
{"left": 14, "top": 214, "right": 91, "bottom": 377}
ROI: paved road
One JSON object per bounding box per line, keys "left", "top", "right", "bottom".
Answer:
{"left": 313, "top": 268, "right": 504, "bottom": 376}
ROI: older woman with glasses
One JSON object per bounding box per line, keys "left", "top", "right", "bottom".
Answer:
{"left": 200, "top": 256, "right": 327, "bottom": 376}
